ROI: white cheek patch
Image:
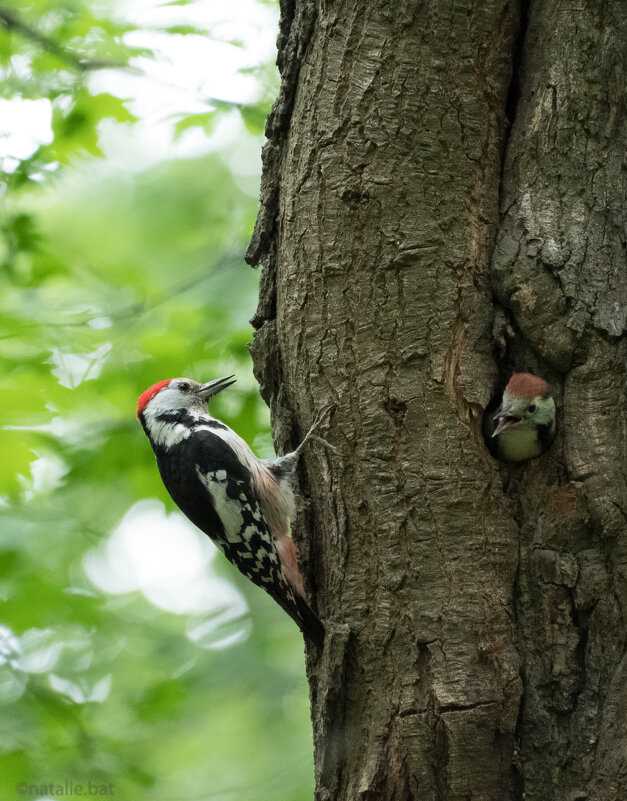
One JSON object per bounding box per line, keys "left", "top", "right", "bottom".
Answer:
{"left": 145, "top": 417, "right": 191, "bottom": 448}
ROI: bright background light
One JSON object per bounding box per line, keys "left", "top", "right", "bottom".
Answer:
{"left": 84, "top": 499, "right": 251, "bottom": 646}
{"left": 0, "top": 0, "right": 278, "bottom": 168}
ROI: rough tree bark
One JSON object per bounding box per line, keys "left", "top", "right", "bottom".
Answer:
{"left": 246, "top": 1, "right": 626, "bottom": 800}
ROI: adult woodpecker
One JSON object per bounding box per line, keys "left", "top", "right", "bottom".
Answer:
{"left": 137, "top": 376, "right": 335, "bottom": 650}
{"left": 485, "top": 372, "right": 556, "bottom": 462}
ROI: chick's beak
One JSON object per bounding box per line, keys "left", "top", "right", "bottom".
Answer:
{"left": 195, "top": 375, "right": 236, "bottom": 399}
{"left": 492, "top": 405, "right": 521, "bottom": 437}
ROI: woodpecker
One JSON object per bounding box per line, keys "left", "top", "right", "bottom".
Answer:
{"left": 485, "top": 372, "right": 556, "bottom": 462}
{"left": 137, "top": 376, "right": 336, "bottom": 650}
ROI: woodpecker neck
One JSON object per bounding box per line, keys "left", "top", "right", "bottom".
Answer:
{"left": 141, "top": 407, "right": 225, "bottom": 451}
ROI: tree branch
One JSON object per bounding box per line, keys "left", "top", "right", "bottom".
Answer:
{"left": 0, "top": 7, "right": 128, "bottom": 72}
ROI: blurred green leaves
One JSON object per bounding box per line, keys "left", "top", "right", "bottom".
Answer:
{"left": 0, "top": 1, "right": 314, "bottom": 800}
{"left": 48, "top": 89, "right": 137, "bottom": 160}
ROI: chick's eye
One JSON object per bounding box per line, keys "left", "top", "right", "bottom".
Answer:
{"left": 179, "top": 382, "right": 191, "bottom": 393}
{"left": 528, "top": 403, "right": 537, "bottom": 414}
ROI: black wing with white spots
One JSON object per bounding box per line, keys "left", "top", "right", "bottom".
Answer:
{"left": 153, "top": 428, "right": 323, "bottom": 648}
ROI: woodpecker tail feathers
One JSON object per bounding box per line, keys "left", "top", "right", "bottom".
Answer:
{"left": 270, "top": 571, "right": 325, "bottom": 651}
{"left": 292, "top": 595, "right": 325, "bottom": 652}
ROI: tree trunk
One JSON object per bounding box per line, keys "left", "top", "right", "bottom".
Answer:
{"left": 246, "top": 1, "right": 626, "bottom": 800}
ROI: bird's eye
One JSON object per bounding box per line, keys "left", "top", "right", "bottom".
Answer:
{"left": 179, "top": 382, "right": 191, "bottom": 393}
{"left": 528, "top": 403, "right": 537, "bottom": 414}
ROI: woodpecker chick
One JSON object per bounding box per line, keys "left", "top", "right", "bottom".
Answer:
{"left": 489, "top": 372, "right": 556, "bottom": 462}
{"left": 137, "top": 376, "right": 336, "bottom": 650}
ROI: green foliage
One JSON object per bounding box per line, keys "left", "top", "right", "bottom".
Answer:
{"left": 48, "top": 90, "right": 137, "bottom": 160}
{"left": 0, "top": 2, "right": 314, "bottom": 799}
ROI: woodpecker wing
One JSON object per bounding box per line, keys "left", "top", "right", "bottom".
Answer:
{"left": 154, "top": 427, "right": 323, "bottom": 648}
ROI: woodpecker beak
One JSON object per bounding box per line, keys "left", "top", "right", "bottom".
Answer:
{"left": 492, "top": 406, "right": 521, "bottom": 437}
{"left": 195, "top": 375, "right": 236, "bottom": 399}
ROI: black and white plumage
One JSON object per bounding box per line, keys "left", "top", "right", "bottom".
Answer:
{"left": 137, "top": 376, "right": 334, "bottom": 650}
{"left": 484, "top": 372, "right": 556, "bottom": 462}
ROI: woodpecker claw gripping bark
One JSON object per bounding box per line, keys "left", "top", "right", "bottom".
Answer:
{"left": 137, "top": 376, "right": 335, "bottom": 650}
{"left": 293, "top": 404, "right": 339, "bottom": 456}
